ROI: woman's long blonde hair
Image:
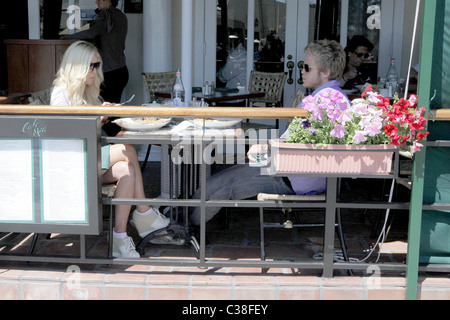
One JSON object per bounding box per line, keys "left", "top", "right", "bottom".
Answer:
{"left": 53, "top": 41, "right": 104, "bottom": 106}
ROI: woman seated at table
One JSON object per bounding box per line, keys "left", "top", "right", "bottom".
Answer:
{"left": 50, "top": 41, "right": 168, "bottom": 258}
{"left": 340, "top": 35, "right": 374, "bottom": 90}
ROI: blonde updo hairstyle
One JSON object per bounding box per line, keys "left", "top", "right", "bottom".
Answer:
{"left": 53, "top": 41, "right": 104, "bottom": 106}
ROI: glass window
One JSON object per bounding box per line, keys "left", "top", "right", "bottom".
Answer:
{"left": 216, "top": 0, "right": 249, "bottom": 88}
{"left": 310, "top": 0, "right": 342, "bottom": 42}
{"left": 348, "top": 0, "right": 381, "bottom": 58}
{"left": 254, "top": 0, "right": 286, "bottom": 72}
{"left": 347, "top": 0, "right": 381, "bottom": 83}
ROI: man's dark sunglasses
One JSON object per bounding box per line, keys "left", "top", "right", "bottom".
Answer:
{"left": 304, "top": 64, "right": 314, "bottom": 72}
{"left": 356, "top": 52, "right": 370, "bottom": 59}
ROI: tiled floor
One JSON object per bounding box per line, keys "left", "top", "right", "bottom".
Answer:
{"left": 0, "top": 162, "right": 449, "bottom": 300}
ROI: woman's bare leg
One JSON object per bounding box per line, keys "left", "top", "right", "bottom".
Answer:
{"left": 102, "top": 144, "right": 150, "bottom": 233}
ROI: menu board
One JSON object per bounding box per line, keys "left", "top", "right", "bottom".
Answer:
{"left": 0, "top": 139, "right": 34, "bottom": 223}
{"left": 0, "top": 116, "right": 102, "bottom": 235}
{"left": 41, "top": 139, "right": 87, "bottom": 223}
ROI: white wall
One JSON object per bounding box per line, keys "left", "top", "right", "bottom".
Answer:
{"left": 124, "top": 0, "right": 181, "bottom": 106}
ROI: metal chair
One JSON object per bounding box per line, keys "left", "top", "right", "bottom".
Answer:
{"left": 257, "top": 192, "right": 352, "bottom": 275}
{"left": 291, "top": 88, "right": 306, "bottom": 109}
{"left": 248, "top": 71, "right": 287, "bottom": 108}
{"left": 141, "top": 72, "right": 177, "bottom": 171}
{"left": 27, "top": 88, "right": 52, "bottom": 105}
{"left": 248, "top": 71, "right": 287, "bottom": 128}
{"left": 142, "top": 71, "right": 176, "bottom": 103}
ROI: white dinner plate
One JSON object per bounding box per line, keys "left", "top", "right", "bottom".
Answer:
{"left": 113, "top": 117, "right": 171, "bottom": 131}
{"left": 191, "top": 118, "right": 243, "bottom": 129}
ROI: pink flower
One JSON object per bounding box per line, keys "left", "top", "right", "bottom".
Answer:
{"left": 353, "top": 131, "right": 368, "bottom": 144}
{"left": 286, "top": 87, "right": 429, "bottom": 154}
{"left": 365, "top": 121, "right": 383, "bottom": 137}
{"left": 331, "top": 125, "right": 345, "bottom": 139}
{"left": 414, "top": 141, "right": 424, "bottom": 152}
{"left": 351, "top": 100, "right": 369, "bottom": 116}
{"left": 409, "top": 94, "right": 418, "bottom": 108}
{"left": 337, "top": 110, "right": 353, "bottom": 124}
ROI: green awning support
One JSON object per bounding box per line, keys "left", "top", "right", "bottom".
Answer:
{"left": 405, "top": 0, "right": 437, "bottom": 300}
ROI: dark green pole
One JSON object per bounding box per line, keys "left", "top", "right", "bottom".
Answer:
{"left": 405, "top": 0, "right": 437, "bottom": 301}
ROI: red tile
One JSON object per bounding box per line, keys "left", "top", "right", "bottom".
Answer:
{"left": 104, "top": 285, "right": 146, "bottom": 300}
{"left": 0, "top": 282, "right": 19, "bottom": 300}
{"left": 147, "top": 287, "right": 189, "bottom": 300}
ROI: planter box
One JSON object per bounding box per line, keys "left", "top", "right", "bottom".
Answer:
{"left": 269, "top": 140, "right": 396, "bottom": 175}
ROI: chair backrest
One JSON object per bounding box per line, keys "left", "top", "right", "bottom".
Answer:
{"left": 28, "top": 88, "right": 52, "bottom": 105}
{"left": 248, "top": 71, "right": 287, "bottom": 104}
{"left": 142, "top": 71, "right": 176, "bottom": 102}
{"left": 291, "top": 88, "right": 306, "bottom": 108}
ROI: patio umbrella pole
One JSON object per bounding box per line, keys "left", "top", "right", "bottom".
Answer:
{"left": 404, "top": 0, "right": 421, "bottom": 99}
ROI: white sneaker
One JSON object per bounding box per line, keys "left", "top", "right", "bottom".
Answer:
{"left": 131, "top": 207, "right": 170, "bottom": 238}
{"left": 152, "top": 207, "right": 170, "bottom": 224}
{"left": 112, "top": 235, "right": 140, "bottom": 258}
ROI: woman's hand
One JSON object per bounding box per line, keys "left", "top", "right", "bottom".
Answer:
{"left": 100, "top": 116, "right": 109, "bottom": 125}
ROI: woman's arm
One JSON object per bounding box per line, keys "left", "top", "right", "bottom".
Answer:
{"left": 64, "top": 11, "right": 108, "bottom": 40}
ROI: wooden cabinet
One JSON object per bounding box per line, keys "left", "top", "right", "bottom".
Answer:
{"left": 4, "top": 40, "right": 75, "bottom": 94}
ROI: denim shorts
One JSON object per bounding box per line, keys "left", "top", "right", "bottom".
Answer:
{"left": 101, "top": 145, "right": 110, "bottom": 170}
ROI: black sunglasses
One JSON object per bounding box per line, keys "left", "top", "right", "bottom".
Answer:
{"left": 355, "top": 52, "right": 370, "bottom": 59}
{"left": 89, "top": 62, "right": 101, "bottom": 72}
{"left": 304, "top": 64, "right": 314, "bottom": 72}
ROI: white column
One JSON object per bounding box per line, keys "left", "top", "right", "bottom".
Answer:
{"left": 143, "top": 0, "right": 172, "bottom": 72}
{"left": 28, "top": 0, "right": 40, "bottom": 39}
{"left": 181, "top": 0, "right": 194, "bottom": 105}
{"left": 142, "top": 0, "right": 173, "bottom": 168}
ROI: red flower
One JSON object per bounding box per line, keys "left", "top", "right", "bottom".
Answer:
{"left": 409, "top": 94, "right": 418, "bottom": 108}
{"left": 362, "top": 85, "right": 373, "bottom": 98}
{"left": 377, "top": 97, "right": 391, "bottom": 112}
{"left": 409, "top": 117, "right": 427, "bottom": 131}
{"left": 390, "top": 134, "right": 401, "bottom": 146}
{"left": 395, "top": 98, "right": 411, "bottom": 113}
{"left": 416, "top": 132, "right": 430, "bottom": 141}
{"left": 417, "top": 106, "right": 426, "bottom": 117}
{"left": 384, "top": 124, "right": 398, "bottom": 136}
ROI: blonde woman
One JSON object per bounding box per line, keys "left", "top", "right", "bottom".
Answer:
{"left": 51, "top": 41, "right": 168, "bottom": 258}
{"left": 64, "top": 0, "right": 128, "bottom": 136}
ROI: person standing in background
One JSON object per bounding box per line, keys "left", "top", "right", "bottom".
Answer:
{"left": 64, "top": 0, "right": 128, "bottom": 136}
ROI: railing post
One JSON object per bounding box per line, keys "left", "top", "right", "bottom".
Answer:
{"left": 405, "top": 0, "right": 437, "bottom": 301}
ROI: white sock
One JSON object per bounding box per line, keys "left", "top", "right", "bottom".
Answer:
{"left": 113, "top": 230, "right": 127, "bottom": 239}
{"left": 135, "top": 207, "right": 154, "bottom": 216}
